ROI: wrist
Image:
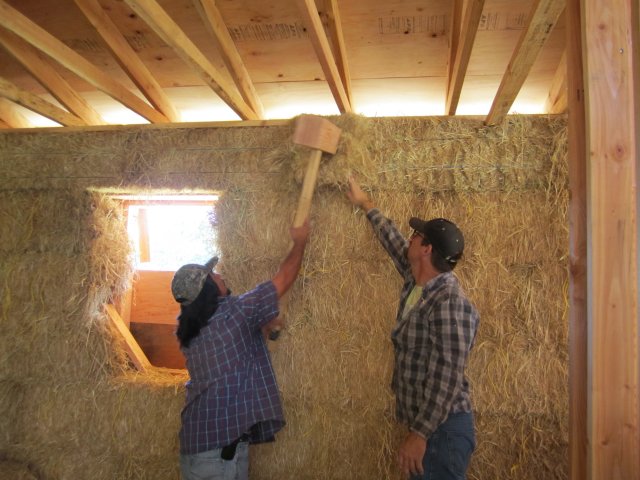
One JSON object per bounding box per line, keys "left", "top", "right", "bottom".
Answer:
{"left": 361, "top": 200, "right": 374, "bottom": 212}
{"left": 292, "top": 238, "right": 307, "bottom": 249}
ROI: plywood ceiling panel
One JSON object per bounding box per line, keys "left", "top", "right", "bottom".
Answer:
{"left": 0, "top": 0, "right": 567, "bottom": 128}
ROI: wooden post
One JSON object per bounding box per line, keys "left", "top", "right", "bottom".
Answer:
{"left": 583, "top": 0, "right": 640, "bottom": 478}
{"left": 566, "top": 1, "right": 587, "bottom": 479}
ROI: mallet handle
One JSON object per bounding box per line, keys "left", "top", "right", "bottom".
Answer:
{"left": 293, "top": 149, "right": 322, "bottom": 227}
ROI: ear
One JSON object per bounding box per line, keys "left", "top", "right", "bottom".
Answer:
{"left": 420, "top": 243, "right": 432, "bottom": 258}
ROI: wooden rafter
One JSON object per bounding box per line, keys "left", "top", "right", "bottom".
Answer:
{"left": 0, "top": 27, "right": 106, "bottom": 125}
{"left": 295, "top": 0, "right": 351, "bottom": 113}
{"left": 0, "top": 0, "right": 169, "bottom": 124}
{"left": 193, "top": 0, "right": 264, "bottom": 118}
{"left": 0, "top": 76, "right": 86, "bottom": 126}
{"left": 73, "top": 0, "right": 179, "bottom": 122}
{"left": 545, "top": 50, "right": 567, "bottom": 114}
{"left": 447, "top": 0, "right": 464, "bottom": 84}
{"left": 124, "top": 0, "right": 258, "bottom": 120}
{"left": 320, "top": 0, "right": 352, "bottom": 105}
{"left": 446, "top": 0, "right": 485, "bottom": 115}
{"left": 0, "top": 97, "right": 30, "bottom": 128}
{"left": 485, "top": 0, "right": 565, "bottom": 125}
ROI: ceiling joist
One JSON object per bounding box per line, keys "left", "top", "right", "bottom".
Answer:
{"left": 295, "top": 0, "right": 351, "bottom": 113}
{"left": 545, "top": 50, "right": 567, "bottom": 113}
{"left": 73, "top": 0, "right": 180, "bottom": 122}
{"left": 0, "top": 97, "right": 31, "bottom": 128}
{"left": 0, "top": 76, "right": 86, "bottom": 126}
{"left": 447, "top": 0, "right": 464, "bottom": 82}
{"left": 0, "top": 0, "right": 570, "bottom": 129}
{"left": 0, "top": 27, "right": 106, "bottom": 125}
{"left": 0, "top": 0, "right": 169, "bottom": 124}
{"left": 193, "top": 0, "right": 264, "bottom": 118}
{"left": 446, "top": 0, "right": 485, "bottom": 115}
{"left": 319, "top": 0, "right": 352, "bottom": 105}
{"left": 485, "top": 0, "right": 566, "bottom": 125}
{"left": 123, "top": 0, "right": 258, "bottom": 120}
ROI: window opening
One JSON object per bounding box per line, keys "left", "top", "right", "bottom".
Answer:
{"left": 110, "top": 194, "right": 219, "bottom": 371}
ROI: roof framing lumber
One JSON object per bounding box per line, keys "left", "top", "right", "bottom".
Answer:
{"left": 0, "top": 27, "right": 106, "bottom": 125}
{"left": 545, "top": 50, "right": 567, "bottom": 113}
{"left": 73, "top": 0, "right": 180, "bottom": 122}
{"left": 295, "top": 0, "right": 351, "bottom": 113}
{"left": 485, "top": 0, "right": 565, "bottom": 125}
{"left": 0, "top": 0, "right": 169, "bottom": 124}
{"left": 124, "top": 0, "right": 258, "bottom": 120}
{"left": 193, "top": 0, "right": 264, "bottom": 118}
{"left": 446, "top": 0, "right": 485, "bottom": 115}
{"left": 0, "top": 76, "right": 86, "bottom": 126}
{"left": 320, "top": 0, "right": 352, "bottom": 105}
{"left": 447, "top": 0, "right": 464, "bottom": 85}
{"left": 0, "top": 97, "right": 30, "bottom": 128}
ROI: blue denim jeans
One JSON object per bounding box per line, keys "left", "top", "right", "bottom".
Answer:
{"left": 410, "top": 411, "right": 476, "bottom": 480}
{"left": 180, "top": 441, "right": 249, "bottom": 480}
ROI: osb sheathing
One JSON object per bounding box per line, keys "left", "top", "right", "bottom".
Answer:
{"left": 0, "top": 114, "right": 568, "bottom": 480}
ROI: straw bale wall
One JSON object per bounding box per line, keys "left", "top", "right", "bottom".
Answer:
{"left": 0, "top": 114, "right": 568, "bottom": 480}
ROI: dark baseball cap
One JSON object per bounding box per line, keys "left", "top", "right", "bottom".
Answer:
{"left": 409, "top": 217, "right": 464, "bottom": 265}
{"left": 171, "top": 256, "right": 218, "bottom": 305}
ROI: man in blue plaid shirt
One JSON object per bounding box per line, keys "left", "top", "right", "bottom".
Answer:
{"left": 172, "top": 220, "right": 310, "bottom": 480}
{"left": 347, "top": 178, "right": 479, "bottom": 480}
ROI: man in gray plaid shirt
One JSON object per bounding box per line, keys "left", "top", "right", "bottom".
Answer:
{"left": 346, "top": 178, "right": 479, "bottom": 480}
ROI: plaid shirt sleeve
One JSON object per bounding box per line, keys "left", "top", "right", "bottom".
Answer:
{"left": 236, "top": 280, "right": 279, "bottom": 330}
{"left": 366, "top": 208, "right": 411, "bottom": 279}
{"left": 411, "top": 292, "right": 474, "bottom": 438}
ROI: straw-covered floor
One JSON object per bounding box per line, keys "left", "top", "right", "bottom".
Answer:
{"left": 0, "top": 114, "right": 568, "bottom": 480}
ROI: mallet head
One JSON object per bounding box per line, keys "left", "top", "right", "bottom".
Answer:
{"left": 292, "top": 115, "right": 341, "bottom": 154}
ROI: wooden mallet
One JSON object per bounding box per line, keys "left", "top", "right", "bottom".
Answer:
{"left": 268, "top": 115, "right": 341, "bottom": 342}
{"left": 291, "top": 115, "right": 342, "bottom": 227}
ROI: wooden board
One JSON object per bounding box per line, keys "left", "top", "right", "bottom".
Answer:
{"left": 583, "top": 0, "right": 640, "bottom": 477}
{"left": 130, "top": 269, "right": 180, "bottom": 325}
{"left": 130, "top": 322, "right": 185, "bottom": 369}
{"left": 105, "top": 303, "right": 152, "bottom": 371}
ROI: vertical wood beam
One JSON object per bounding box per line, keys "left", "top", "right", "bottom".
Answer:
{"left": 137, "top": 207, "right": 150, "bottom": 263}
{"left": 566, "top": 1, "right": 587, "bottom": 479}
{"left": 583, "top": 0, "right": 640, "bottom": 478}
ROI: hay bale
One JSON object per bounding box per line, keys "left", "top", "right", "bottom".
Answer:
{"left": 0, "top": 114, "right": 568, "bottom": 480}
